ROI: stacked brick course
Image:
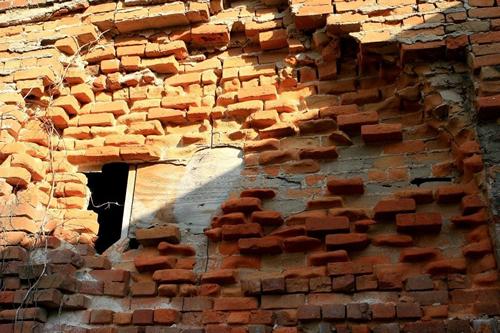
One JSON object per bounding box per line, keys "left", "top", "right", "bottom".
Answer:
{"left": 0, "top": 0, "right": 499, "bottom": 332}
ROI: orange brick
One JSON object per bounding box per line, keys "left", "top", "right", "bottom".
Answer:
{"left": 238, "top": 85, "right": 277, "bottom": 102}
{"left": 83, "top": 44, "right": 115, "bottom": 63}
{"left": 120, "top": 56, "right": 141, "bottom": 72}
{"left": 116, "top": 44, "right": 145, "bottom": 57}
{"left": 191, "top": 24, "right": 230, "bottom": 46}
{"left": 145, "top": 40, "right": 188, "bottom": 59}
{"left": 78, "top": 113, "right": 116, "bottom": 127}
{"left": 53, "top": 95, "right": 80, "bottom": 115}
{"left": 165, "top": 72, "right": 201, "bottom": 86}
{"left": 71, "top": 84, "right": 95, "bottom": 103}
{"left": 148, "top": 108, "right": 186, "bottom": 123}
{"left": 45, "top": 107, "right": 69, "bottom": 129}
{"left": 91, "top": 101, "right": 130, "bottom": 116}
{"left": 161, "top": 95, "right": 200, "bottom": 109}
{"left": 64, "top": 68, "right": 87, "bottom": 85}
{"left": 9, "top": 153, "right": 45, "bottom": 181}
{"left": 142, "top": 56, "right": 179, "bottom": 74}
{"left": 104, "top": 134, "right": 145, "bottom": 146}
{"left": 61, "top": 25, "right": 98, "bottom": 45}
{"left": 0, "top": 167, "right": 31, "bottom": 187}
{"left": 13, "top": 67, "right": 56, "bottom": 85}
{"left": 259, "top": 29, "right": 288, "bottom": 50}
{"left": 100, "top": 59, "right": 120, "bottom": 74}
{"left": 84, "top": 146, "right": 121, "bottom": 164}
{"left": 55, "top": 37, "right": 78, "bottom": 55}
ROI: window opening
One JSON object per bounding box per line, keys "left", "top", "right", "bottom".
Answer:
{"left": 85, "top": 163, "right": 129, "bottom": 254}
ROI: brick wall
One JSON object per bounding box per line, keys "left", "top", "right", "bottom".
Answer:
{"left": 0, "top": 0, "right": 499, "bottom": 332}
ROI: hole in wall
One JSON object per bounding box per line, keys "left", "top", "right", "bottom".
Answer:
{"left": 85, "top": 163, "right": 129, "bottom": 254}
{"left": 410, "top": 177, "right": 453, "bottom": 187}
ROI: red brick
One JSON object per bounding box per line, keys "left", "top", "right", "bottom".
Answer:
{"left": 399, "top": 247, "right": 439, "bottom": 262}
{"left": 402, "top": 320, "right": 446, "bottom": 333}
{"left": 407, "top": 290, "right": 448, "bottom": 306}
{"left": 337, "top": 111, "right": 379, "bottom": 132}
{"left": 153, "top": 309, "right": 179, "bottom": 325}
{"left": 372, "top": 234, "right": 413, "bottom": 247}
{"left": 405, "top": 275, "right": 434, "bottom": 291}
{"left": 307, "top": 197, "right": 344, "bottom": 210}
{"left": 213, "top": 297, "right": 258, "bottom": 311}
{"left": 283, "top": 236, "right": 322, "bottom": 252}
{"left": 327, "top": 177, "right": 364, "bottom": 195}
{"left": 261, "top": 294, "right": 305, "bottom": 309}
{"left": 103, "top": 281, "right": 128, "bottom": 297}
{"left": 90, "top": 309, "right": 114, "bottom": 324}
{"left": 327, "top": 262, "right": 373, "bottom": 276}
{"left": 451, "top": 208, "right": 489, "bottom": 227}
{"left": 284, "top": 266, "right": 326, "bottom": 279}
{"left": 130, "top": 281, "right": 157, "bottom": 297}
{"left": 90, "top": 269, "right": 130, "bottom": 282}
{"left": 373, "top": 199, "right": 416, "bottom": 220}
{"left": 158, "top": 242, "right": 196, "bottom": 256}
{"left": 396, "top": 302, "right": 422, "bottom": 319}
{"left": 297, "top": 305, "right": 321, "bottom": 321}
{"left": 371, "top": 303, "right": 395, "bottom": 320}
{"left": 476, "top": 94, "right": 500, "bottom": 119}
{"left": 258, "top": 150, "right": 294, "bottom": 165}
{"left": 298, "top": 146, "right": 338, "bottom": 160}
{"left": 221, "top": 197, "right": 262, "bottom": 214}
{"left": 325, "top": 233, "right": 370, "bottom": 251}
{"left": 425, "top": 259, "right": 467, "bottom": 275}
{"left": 305, "top": 216, "right": 350, "bottom": 236}
{"left": 332, "top": 274, "right": 355, "bottom": 292}
{"left": 134, "top": 255, "right": 176, "bottom": 272}
{"left": 152, "top": 269, "right": 196, "bottom": 283}
{"left": 213, "top": 213, "right": 246, "bottom": 227}
{"left": 201, "top": 269, "right": 237, "bottom": 284}
{"left": 353, "top": 219, "right": 376, "bottom": 232}
{"left": 250, "top": 211, "right": 283, "bottom": 226}
{"left": 435, "top": 185, "right": 466, "bottom": 204}
{"left": 262, "top": 277, "right": 285, "bottom": 294}
{"left": 238, "top": 236, "right": 283, "bottom": 255}
{"left": 298, "top": 119, "right": 337, "bottom": 134}
{"left": 308, "top": 250, "right": 349, "bottom": 266}
{"left": 309, "top": 276, "right": 332, "bottom": 292}
{"left": 361, "top": 123, "right": 403, "bottom": 143}
{"left": 396, "top": 213, "right": 442, "bottom": 233}
{"left": 249, "top": 310, "right": 273, "bottom": 325}
{"left": 462, "top": 239, "right": 492, "bottom": 257}
{"left": 132, "top": 309, "right": 153, "bottom": 325}
{"left": 135, "top": 225, "right": 180, "bottom": 246}
{"left": 346, "top": 303, "right": 371, "bottom": 321}
{"left": 221, "top": 223, "right": 262, "bottom": 240}
{"left": 322, "top": 303, "right": 345, "bottom": 320}
{"left": 356, "top": 274, "right": 378, "bottom": 291}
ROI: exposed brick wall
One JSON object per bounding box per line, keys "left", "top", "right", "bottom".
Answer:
{"left": 0, "top": 0, "right": 499, "bottom": 332}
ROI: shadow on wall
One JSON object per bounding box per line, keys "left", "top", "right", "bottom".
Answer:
{"left": 94, "top": 1, "right": 483, "bottom": 266}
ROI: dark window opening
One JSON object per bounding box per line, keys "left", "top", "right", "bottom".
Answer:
{"left": 85, "top": 163, "right": 129, "bottom": 254}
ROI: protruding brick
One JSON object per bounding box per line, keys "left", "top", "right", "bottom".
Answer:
{"left": 325, "top": 233, "right": 370, "bottom": 251}
{"left": 361, "top": 123, "right": 403, "bottom": 143}
{"left": 373, "top": 199, "right": 416, "bottom": 220}
{"left": 396, "top": 213, "right": 442, "bottom": 233}
{"left": 327, "top": 177, "right": 364, "bottom": 195}
{"left": 135, "top": 225, "right": 180, "bottom": 246}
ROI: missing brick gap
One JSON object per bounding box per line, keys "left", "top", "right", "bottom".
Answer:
{"left": 85, "top": 163, "right": 129, "bottom": 254}
{"left": 410, "top": 177, "right": 453, "bottom": 187}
